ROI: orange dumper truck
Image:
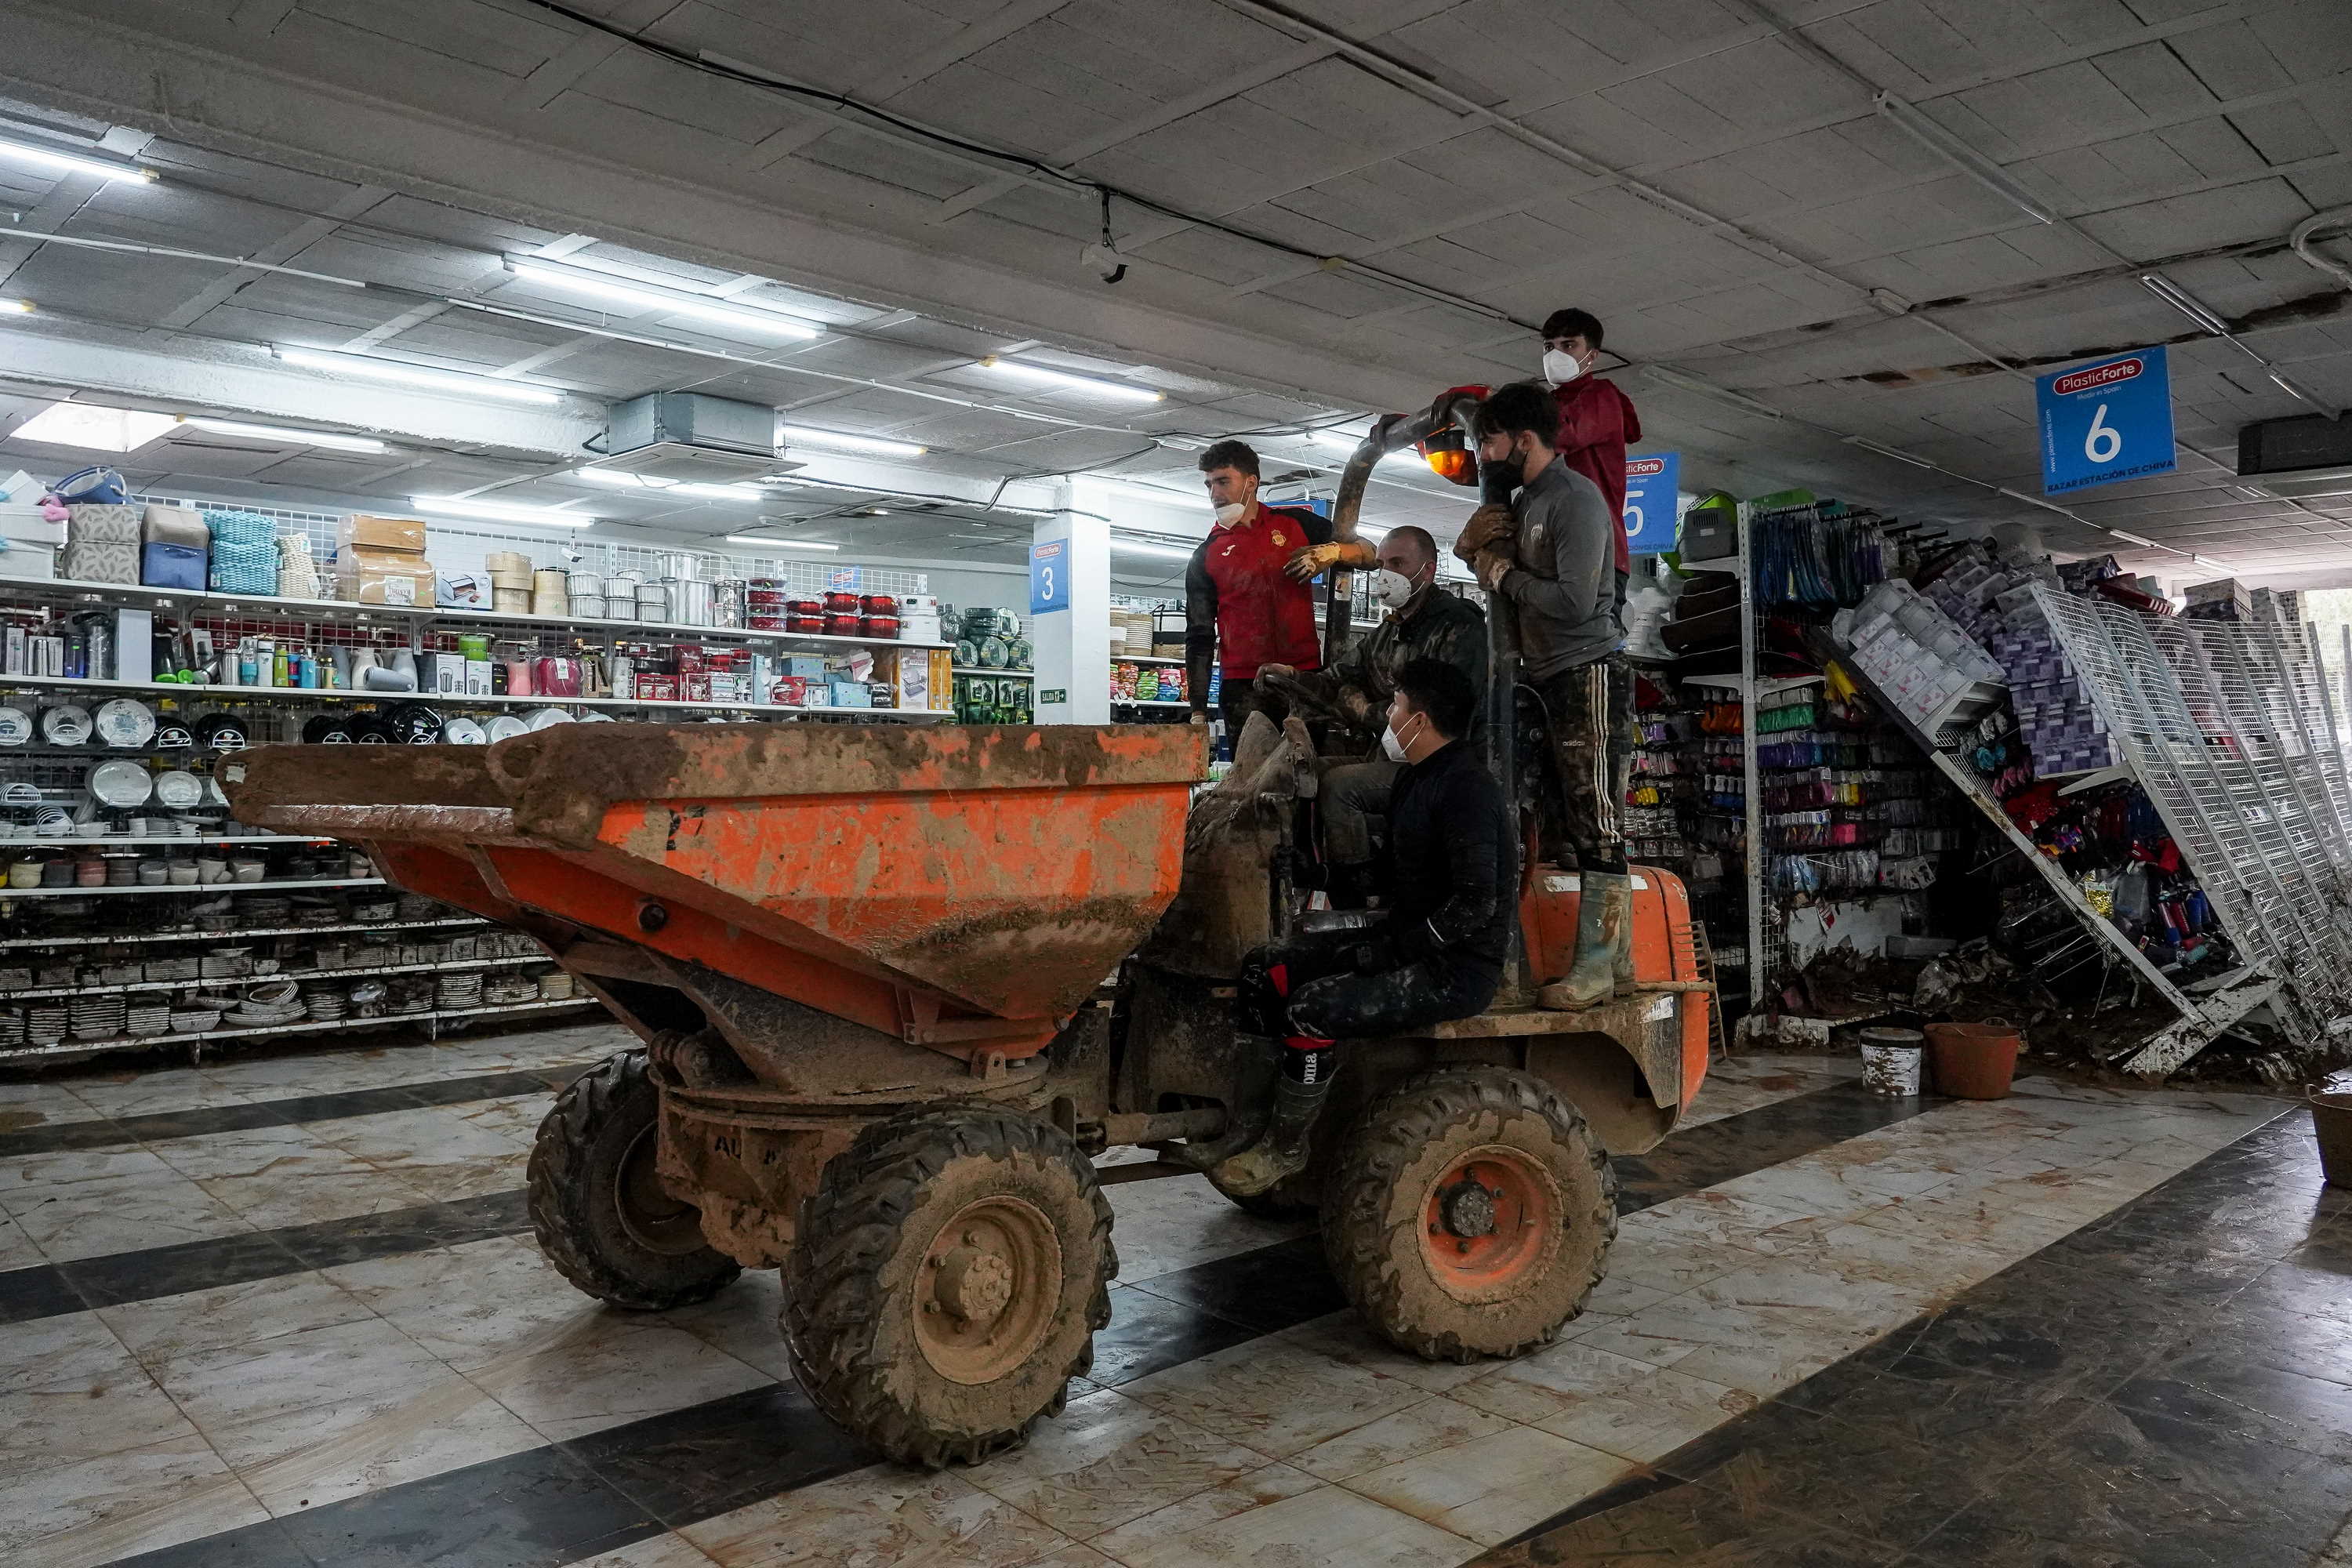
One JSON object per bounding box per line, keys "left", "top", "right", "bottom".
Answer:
{"left": 220, "top": 399, "right": 1711, "bottom": 1466}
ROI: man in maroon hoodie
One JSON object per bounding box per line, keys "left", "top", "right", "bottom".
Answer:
{"left": 1541, "top": 308, "right": 1642, "bottom": 601}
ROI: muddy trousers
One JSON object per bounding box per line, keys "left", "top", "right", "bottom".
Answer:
{"left": 1239, "top": 928, "right": 1501, "bottom": 1086}
{"left": 1534, "top": 656, "right": 1634, "bottom": 873}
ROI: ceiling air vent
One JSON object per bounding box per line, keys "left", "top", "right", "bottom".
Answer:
{"left": 2238, "top": 412, "right": 2352, "bottom": 501}
{"left": 597, "top": 392, "right": 800, "bottom": 483}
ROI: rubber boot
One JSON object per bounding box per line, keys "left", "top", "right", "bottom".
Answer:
{"left": 1612, "top": 871, "right": 1637, "bottom": 997}
{"left": 1210, "top": 1067, "right": 1331, "bottom": 1196}
{"left": 1209, "top": 1037, "right": 1334, "bottom": 1196}
{"left": 1559, "top": 871, "right": 1630, "bottom": 1007}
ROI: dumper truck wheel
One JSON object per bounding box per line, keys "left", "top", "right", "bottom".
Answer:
{"left": 782, "top": 1103, "right": 1113, "bottom": 1468}
{"left": 1323, "top": 1065, "right": 1616, "bottom": 1363}
{"left": 527, "top": 1049, "right": 742, "bottom": 1311}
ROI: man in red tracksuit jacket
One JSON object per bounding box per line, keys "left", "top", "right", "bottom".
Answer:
{"left": 1541, "top": 307, "right": 1642, "bottom": 601}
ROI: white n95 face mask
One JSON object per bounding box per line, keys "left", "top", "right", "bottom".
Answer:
{"left": 1381, "top": 723, "right": 1408, "bottom": 762}
{"left": 1371, "top": 569, "right": 1415, "bottom": 609}
{"left": 1543, "top": 347, "right": 1586, "bottom": 387}
{"left": 1213, "top": 501, "right": 1247, "bottom": 528}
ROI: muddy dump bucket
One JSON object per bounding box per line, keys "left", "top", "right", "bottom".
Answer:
{"left": 2311, "top": 1094, "right": 2352, "bottom": 1188}
{"left": 1925, "top": 1019, "right": 2021, "bottom": 1101}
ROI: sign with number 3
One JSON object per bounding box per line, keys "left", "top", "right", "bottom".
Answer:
{"left": 2035, "top": 345, "right": 2176, "bottom": 495}
{"left": 1030, "top": 539, "right": 1066, "bottom": 615}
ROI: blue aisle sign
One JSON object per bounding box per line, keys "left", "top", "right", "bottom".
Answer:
{"left": 2036, "top": 346, "right": 2176, "bottom": 494}
{"left": 1622, "top": 453, "right": 1679, "bottom": 554}
{"left": 1029, "top": 539, "right": 1067, "bottom": 615}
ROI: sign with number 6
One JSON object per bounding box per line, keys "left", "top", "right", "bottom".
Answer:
{"left": 2035, "top": 345, "right": 2176, "bottom": 495}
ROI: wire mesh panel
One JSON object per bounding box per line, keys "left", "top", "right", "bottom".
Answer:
{"left": 2031, "top": 584, "right": 2352, "bottom": 1044}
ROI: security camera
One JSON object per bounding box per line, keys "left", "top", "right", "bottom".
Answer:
{"left": 1082, "top": 243, "right": 1127, "bottom": 285}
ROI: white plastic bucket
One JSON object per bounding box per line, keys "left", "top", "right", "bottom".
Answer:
{"left": 1858, "top": 1026, "right": 1925, "bottom": 1097}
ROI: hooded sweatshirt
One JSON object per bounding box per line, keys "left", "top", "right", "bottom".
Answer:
{"left": 1552, "top": 376, "right": 1642, "bottom": 574}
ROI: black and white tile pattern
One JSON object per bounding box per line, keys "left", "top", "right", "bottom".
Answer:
{"left": 0, "top": 1028, "right": 2337, "bottom": 1568}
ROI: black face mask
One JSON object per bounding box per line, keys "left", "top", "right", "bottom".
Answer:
{"left": 1479, "top": 441, "right": 1525, "bottom": 505}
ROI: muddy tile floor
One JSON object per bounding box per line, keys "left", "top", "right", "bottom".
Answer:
{"left": 0, "top": 1029, "right": 2346, "bottom": 1566}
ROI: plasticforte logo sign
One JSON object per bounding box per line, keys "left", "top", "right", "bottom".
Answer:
{"left": 2049, "top": 358, "right": 2144, "bottom": 398}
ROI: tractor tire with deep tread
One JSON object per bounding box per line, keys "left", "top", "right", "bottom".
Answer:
{"left": 782, "top": 1102, "right": 1113, "bottom": 1468}
{"left": 1323, "top": 1065, "right": 1616, "bottom": 1363}
{"left": 526, "top": 1048, "right": 742, "bottom": 1310}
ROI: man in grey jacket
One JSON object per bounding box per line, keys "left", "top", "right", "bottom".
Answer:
{"left": 1457, "top": 381, "right": 1632, "bottom": 1005}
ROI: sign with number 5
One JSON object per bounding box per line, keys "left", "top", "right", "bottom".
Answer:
{"left": 2035, "top": 345, "right": 2176, "bottom": 495}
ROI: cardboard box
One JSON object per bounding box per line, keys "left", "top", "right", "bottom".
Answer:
{"left": 335, "top": 547, "right": 437, "bottom": 607}
{"left": 425, "top": 652, "right": 466, "bottom": 695}
{"left": 339, "top": 514, "right": 428, "bottom": 554}
{"left": 877, "top": 648, "right": 942, "bottom": 713}
{"left": 464, "top": 659, "right": 492, "bottom": 697}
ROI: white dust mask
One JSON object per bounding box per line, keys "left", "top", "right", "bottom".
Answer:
{"left": 1213, "top": 501, "right": 1247, "bottom": 528}
{"left": 1372, "top": 569, "right": 1416, "bottom": 609}
{"left": 1543, "top": 347, "right": 1586, "bottom": 387}
{"left": 1381, "top": 722, "right": 1409, "bottom": 762}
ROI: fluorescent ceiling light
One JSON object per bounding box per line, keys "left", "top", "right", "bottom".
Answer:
{"left": 978, "top": 357, "right": 1163, "bottom": 402}
{"left": 1645, "top": 365, "right": 1784, "bottom": 420}
{"left": 780, "top": 425, "right": 927, "bottom": 457}
{"left": 2137, "top": 273, "right": 2229, "bottom": 336}
{"left": 411, "top": 495, "right": 597, "bottom": 527}
{"left": 1875, "top": 93, "right": 2056, "bottom": 224}
{"left": 506, "top": 260, "right": 822, "bottom": 339}
{"left": 2266, "top": 367, "right": 2332, "bottom": 412}
{"left": 673, "top": 482, "right": 764, "bottom": 500}
{"left": 2108, "top": 530, "right": 2155, "bottom": 546}
{"left": 0, "top": 299, "right": 28, "bottom": 314}
{"left": 724, "top": 535, "right": 839, "bottom": 551}
{"left": 1085, "top": 476, "right": 1199, "bottom": 506}
{"left": 177, "top": 417, "right": 386, "bottom": 454}
{"left": 0, "top": 136, "right": 158, "bottom": 185}
{"left": 1109, "top": 535, "right": 1196, "bottom": 560}
{"left": 1307, "top": 427, "right": 1367, "bottom": 449}
{"left": 1843, "top": 435, "right": 1934, "bottom": 469}
{"left": 276, "top": 347, "right": 564, "bottom": 405}
{"left": 11, "top": 401, "right": 176, "bottom": 452}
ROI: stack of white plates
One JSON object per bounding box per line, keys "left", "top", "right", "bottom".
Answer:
{"left": 169, "top": 1008, "right": 221, "bottom": 1034}
{"left": 303, "top": 985, "right": 347, "bottom": 1022}
{"left": 125, "top": 1000, "right": 172, "bottom": 1036}
{"left": 435, "top": 971, "right": 484, "bottom": 1009}
{"left": 27, "top": 1004, "right": 67, "bottom": 1046}
{"left": 68, "top": 995, "right": 127, "bottom": 1040}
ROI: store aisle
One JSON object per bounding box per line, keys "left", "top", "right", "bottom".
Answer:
{"left": 0, "top": 1033, "right": 2331, "bottom": 1568}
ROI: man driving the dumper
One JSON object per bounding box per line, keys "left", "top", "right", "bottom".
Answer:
{"left": 1457, "top": 381, "right": 1633, "bottom": 1009}
{"left": 1251, "top": 526, "right": 1487, "bottom": 906}
{"left": 1183, "top": 440, "right": 1377, "bottom": 736}
{"left": 1210, "top": 658, "right": 1514, "bottom": 1196}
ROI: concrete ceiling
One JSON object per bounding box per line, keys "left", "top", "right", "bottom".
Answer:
{"left": 0, "top": 0, "right": 2343, "bottom": 589}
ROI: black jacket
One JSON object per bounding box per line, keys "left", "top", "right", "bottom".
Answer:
{"left": 1288, "top": 586, "right": 1487, "bottom": 740}
{"left": 1382, "top": 739, "right": 1515, "bottom": 976}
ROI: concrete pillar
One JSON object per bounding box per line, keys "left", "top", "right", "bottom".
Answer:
{"left": 1031, "top": 481, "right": 1111, "bottom": 726}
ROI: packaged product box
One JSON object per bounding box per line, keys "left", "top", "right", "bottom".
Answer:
{"left": 784, "top": 655, "right": 827, "bottom": 679}
{"left": 674, "top": 644, "right": 710, "bottom": 675}
{"left": 876, "top": 648, "right": 935, "bottom": 713}
{"left": 927, "top": 649, "right": 953, "bottom": 710}
{"left": 464, "top": 659, "right": 493, "bottom": 696}
{"left": 869, "top": 682, "right": 898, "bottom": 709}
{"left": 829, "top": 680, "right": 872, "bottom": 709}
{"left": 682, "top": 673, "right": 713, "bottom": 702}
{"left": 335, "top": 546, "right": 437, "bottom": 606}
{"left": 339, "top": 514, "right": 428, "bottom": 554}
{"left": 636, "top": 673, "right": 679, "bottom": 702}
{"left": 770, "top": 674, "right": 806, "bottom": 707}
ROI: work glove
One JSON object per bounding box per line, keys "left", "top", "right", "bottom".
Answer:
{"left": 1473, "top": 549, "right": 1515, "bottom": 593}
{"left": 1454, "top": 502, "right": 1517, "bottom": 563}
{"left": 1285, "top": 543, "right": 1346, "bottom": 582}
